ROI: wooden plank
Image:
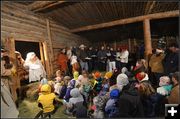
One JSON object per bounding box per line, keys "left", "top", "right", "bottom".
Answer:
{"left": 70, "top": 10, "right": 179, "bottom": 33}
{"left": 145, "top": 1, "right": 156, "bottom": 14}
{"left": 46, "top": 19, "right": 54, "bottom": 75}
{"left": 33, "top": 1, "right": 66, "bottom": 12}
{"left": 28, "top": 1, "right": 55, "bottom": 11}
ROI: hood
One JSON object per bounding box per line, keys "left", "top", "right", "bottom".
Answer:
{"left": 73, "top": 71, "right": 79, "bottom": 80}
{"left": 116, "top": 73, "right": 129, "bottom": 91}
{"left": 41, "top": 84, "right": 51, "bottom": 94}
{"left": 70, "top": 88, "right": 81, "bottom": 98}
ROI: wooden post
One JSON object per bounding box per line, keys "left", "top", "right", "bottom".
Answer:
{"left": 46, "top": 19, "right": 54, "bottom": 76}
{"left": 143, "top": 19, "right": 152, "bottom": 59}
{"left": 4, "top": 37, "right": 19, "bottom": 102}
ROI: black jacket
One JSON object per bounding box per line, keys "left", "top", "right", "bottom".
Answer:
{"left": 118, "top": 85, "right": 144, "bottom": 117}
{"left": 163, "top": 51, "right": 179, "bottom": 75}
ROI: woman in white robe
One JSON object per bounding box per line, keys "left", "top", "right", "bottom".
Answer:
{"left": 24, "top": 52, "right": 46, "bottom": 83}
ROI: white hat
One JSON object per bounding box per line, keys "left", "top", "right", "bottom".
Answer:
{"left": 79, "top": 44, "right": 86, "bottom": 48}
{"left": 116, "top": 73, "right": 129, "bottom": 91}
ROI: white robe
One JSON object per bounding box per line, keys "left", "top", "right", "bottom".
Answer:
{"left": 24, "top": 60, "right": 46, "bottom": 82}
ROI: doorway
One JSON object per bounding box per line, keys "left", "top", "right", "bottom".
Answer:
{"left": 15, "top": 41, "right": 41, "bottom": 60}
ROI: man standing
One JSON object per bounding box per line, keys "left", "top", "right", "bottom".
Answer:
{"left": 79, "top": 44, "right": 88, "bottom": 72}
{"left": 97, "top": 46, "right": 107, "bottom": 71}
{"left": 163, "top": 43, "right": 179, "bottom": 75}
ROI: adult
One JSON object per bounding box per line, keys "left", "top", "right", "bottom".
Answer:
{"left": 87, "top": 47, "right": 93, "bottom": 72}
{"left": 24, "top": 52, "right": 46, "bottom": 83}
{"left": 149, "top": 47, "right": 165, "bottom": 88}
{"left": 116, "top": 48, "right": 121, "bottom": 71}
{"left": 120, "top": 47, "right": 129, "bottom": 70}
{"left": 163, "top": 43, "right": 179, "bottom": 75}
{"left": 57, "top": 48, "right": 68, "bottom": 74}
{"left": 66, "top": 46, "right": 73, "bottom": 75}
{"left": 78, "top": 44, "right": 88, "bottom": 72}
{"left": 97, "top": 46, "right": 107, "bottom": 71}
{"left": 108, "top": 48, "right": 116, "bottom": 72}
{"left": 117, "top": 76, "right": 144, "bottom": 117}
{"left": 168, "top": 72, "right": 180, "bottom": 104}
{"left": 1, "top": 48, "right": 19, "bottom": 118}
{"left": 135, "top": 72, "right": 157, "bottom": 117}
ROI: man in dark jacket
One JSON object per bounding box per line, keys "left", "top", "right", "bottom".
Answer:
{"left": 97, "top": 46, "right": 107, "bottom": 71}
{"left": 163, "top": 43, "right": 179, "bottom": 75}
{"left": 78, "top": 44, "right": 88, "bottom": 72}
{"left": 117, "top": 84, "right": 144, "bottom": 117}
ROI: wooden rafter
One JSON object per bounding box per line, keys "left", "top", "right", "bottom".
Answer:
{"left": 28, "top": 1, "right": 66, "bottom": 12}
{"left": 145, "top": 1, "right": 156, "bottom": 14}
{"left": 70, "top": 10, "right": 179, "bottom": 33}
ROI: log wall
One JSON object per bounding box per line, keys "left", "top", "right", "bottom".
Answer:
{"left": 1, "top": 2, "right": 90, "bottom": 75}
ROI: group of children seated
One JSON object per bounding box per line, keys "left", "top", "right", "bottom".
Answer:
{"left": 36, "top": 59, "right": 179, "bottom": 118}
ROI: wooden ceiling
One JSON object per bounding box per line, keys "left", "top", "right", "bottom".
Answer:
{"left": 26, "top": 1, "right": 178, "bottom": 29}
{"left": 15, "top": 1, "right": 179, "bottom": 42}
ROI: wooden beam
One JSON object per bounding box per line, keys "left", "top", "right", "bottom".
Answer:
{"left": 70, "top": 10, "right": 179, "bottom": 33}
{"left": 46, "top": 19, "right": 54, "bottom": 76}
{"left": 34, "top": 1, "right": 66, "bottom": 12}
{"left": 28, "top": 1, "right": 55, "bottom": 11}
{"left": 145, "top": 1, "right": 156, "bottom": 15}
{"left": 28, "top": 1, "right": 66, "bottom": 12}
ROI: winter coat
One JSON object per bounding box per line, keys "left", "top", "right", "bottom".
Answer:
{"left": 59, "top": 85, "right": 67, "bottom": 98}
{"left": 105, "top": 99, "right": 119, "bottom": 117}
{"left": 79, "top": 50, "right": 88, "bottom": 62}
{"left": 57, "top": 53, "right": 68, "bottom": 72}
{"left": 94, "top": 77, "right": 103, "bottom": 93}
{"left": 163, "top": 51, "right": 179, "bottom": 75}
{"left": 97, "top": 50, "right": 107, "bottom": 61}
{"left": 149, "top": 53, "right": 165, "bottom": 73}
{"left": 64, "top": 79, "right": 76, "bottom": 101}
{"left": 168, "top": 84, "right": 180, "bottom": 104}
{"left": 157, "top": 85, "right": 173, "bottom": 96}
{"left": 118, "top": 86, "right": 144, "bottom": 117}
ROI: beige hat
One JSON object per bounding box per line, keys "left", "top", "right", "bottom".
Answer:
{"left": 79, "top": 44, "right": 86, "bottom": 48}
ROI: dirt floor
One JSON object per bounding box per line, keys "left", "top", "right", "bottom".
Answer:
{"left": 18, "top": 98, "right": 73, "bottom": 118}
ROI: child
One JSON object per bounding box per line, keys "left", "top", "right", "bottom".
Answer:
{"left": 38, "top": 77, "right": 48, "bottom": 93}
{"left": 92, "top": 95, "right": 108, "bottom": 118}
{"left": 93, "top": 71, "right": 103, "bottom": 94}
{"left": 64, "top": 71, "right": 79, "bottom": 101}
{"left": 54, "top": 70, "right": 64, "bottom": 95}
{"left": 65, "top": 88, "right": 87, "bottom": 118}
{"left": 37, "top": 84, "right": 61, "bottom": 114}
{"left": 59, "top": 76, "right": 71, "bottom": 99}
{"left": 99, "top": 72, "right": 112, "bottom": 96}
{"left": 157, "top": 76, "right": 172, "bottom": 96}
{"left": 105, "top": 89, "right": 120, "bottom": 118}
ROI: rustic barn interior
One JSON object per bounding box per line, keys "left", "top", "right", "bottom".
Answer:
{"left": 1, "top": 1, "right": 179, "bottom": 118}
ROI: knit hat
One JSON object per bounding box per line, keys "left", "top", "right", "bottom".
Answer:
{"left": 104, "top": 72, "right": 113, "bottom": 79}
{"left": 41, "top": 84, "right": 51, "bottom": 94}
{"left": 64, "top": 76, "right": 71, "bottom": 81}
{"left": 121, "top": 67, "right": 128, "bottom": 74}
{"left": 73, "top": 71, "right": 79, "bottom": 80}
{"left": 136, "top": 72, "right": 149, "bottom": 82}
{"left": 116, "top": 73, "right": 129, "bottom": 91}
{"left": 159, "top": 76, "right": 170, "bottom": 86}
{"left": 93, "top": 71, "right": 101, "bottom": 79}
{"left": 110, "top": 89, "right": 120, "bottom": 99}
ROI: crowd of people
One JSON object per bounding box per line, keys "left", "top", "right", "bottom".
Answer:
{"left": 1, "top": 37, "right": 179, "bottom": 118}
